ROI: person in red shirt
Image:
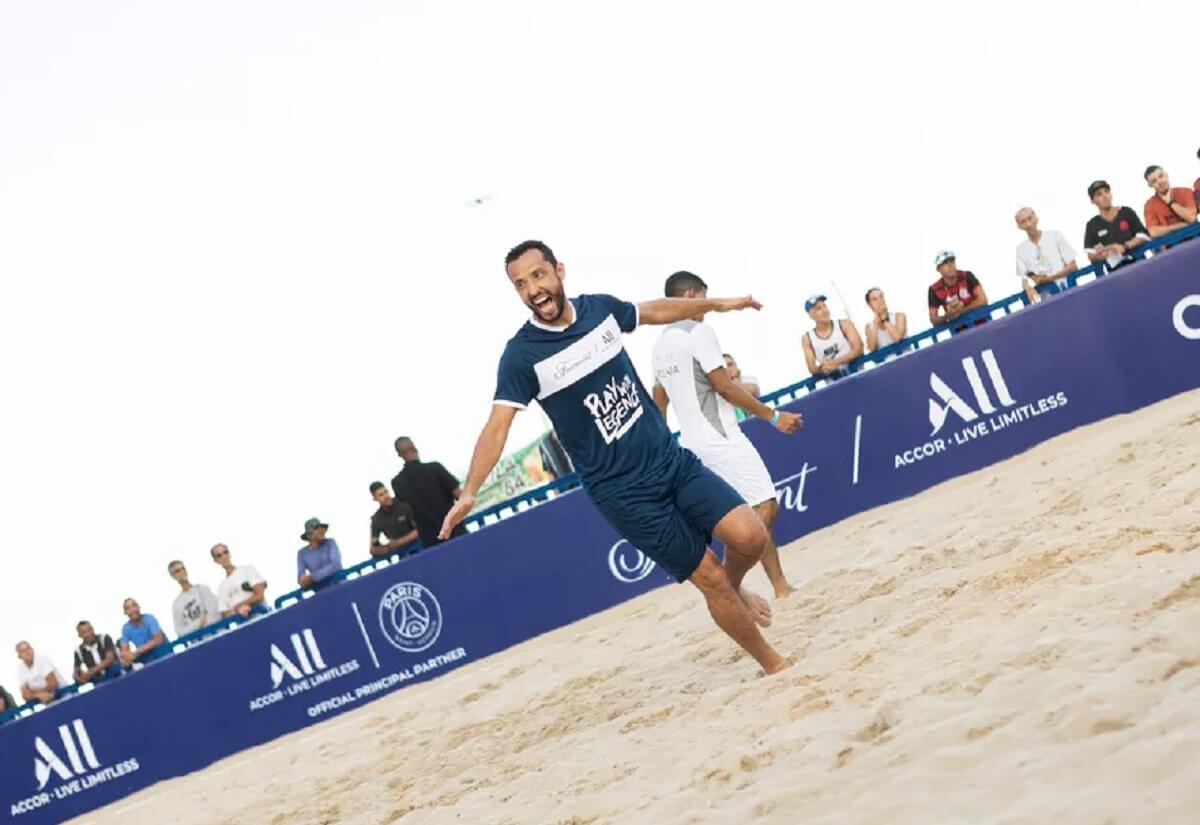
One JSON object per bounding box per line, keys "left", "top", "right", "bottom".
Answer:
{"left": 1143, "top": 165, "right": 1197, "bottom": 238}
{"left": 927, "top": 250, "right": 988, "bottom": 329}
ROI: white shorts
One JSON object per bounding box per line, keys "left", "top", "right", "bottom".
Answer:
{"left": 690, "top": 438, "right": 776, "bottom": 508}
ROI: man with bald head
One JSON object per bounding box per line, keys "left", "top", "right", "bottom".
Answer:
{"left": 1014, "top": 207, "right": 1077, "bottom": 301}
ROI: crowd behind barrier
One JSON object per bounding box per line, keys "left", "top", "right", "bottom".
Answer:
{"left": 3, "top": 216, "right": 1198, "bottom": 731}
{"left": 1, "top": 238, "right": 1197, "bottom": 824}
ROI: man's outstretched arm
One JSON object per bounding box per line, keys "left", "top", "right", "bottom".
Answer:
{"left": 637, "top": 296, "right": 762, "bottom": 326}
{"left": 438, "top": 404, "right": 519, "bottom": 539}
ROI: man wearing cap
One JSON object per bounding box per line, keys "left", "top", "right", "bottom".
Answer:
{"left": 391, "top": 437, "right": 467, "bottom": 548}
{"left": 1084, "top": 180, "right": 1149, "bottom": 270}
{"left": 1143, "top": 165, "right": 1197, "bottom": 239}
{"left": 1014, "top": 208, "right": 1077, "bottom": 299}
{"left": 928, "top": 251, "right": 988, "bottom": 329}
{"left": 297, "top": 517, "right": 343, "bottom": 590}
{"left": 800, "top": 295, "right": 863, "bottom": 380}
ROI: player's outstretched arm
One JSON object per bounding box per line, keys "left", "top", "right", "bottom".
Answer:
{"left": 437, "top": 404, "right": 518, "bottom": 539}
{"left": 707, "top": 368, "right": 802, "bottom": 434}
{"left": 636, "top": 295, "right": 762, "bottom": 326}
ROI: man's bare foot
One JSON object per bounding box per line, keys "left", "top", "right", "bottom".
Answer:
{"left": 773, "top": 583, "right": 797, "bottom": 599}
{"left": 760, "top": 656, "right": 793, "bottom": 677}
{"left": 740, "top": 588, "right": 773, "bottom": 627}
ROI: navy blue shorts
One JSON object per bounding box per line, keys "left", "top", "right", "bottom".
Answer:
{"left": 591, "top": 448, "right": 745, "bottom": 582}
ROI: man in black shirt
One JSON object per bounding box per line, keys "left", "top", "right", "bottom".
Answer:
{"left": 72, "top": 621, "right": 123, "bottom": 685}
{"left": 1084, "top": 180, "right": 1149, "bottom": 269}
{"left": 368, "top": 481, "right": 421, "bottom": 557}
{"left": 390, "top": 437, "right": 467, "bottom": 547}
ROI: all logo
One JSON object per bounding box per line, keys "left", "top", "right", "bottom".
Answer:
{"left": 34, "top": 720, "right": 99, "bottom": 791}
{"left": 378, "top": 582, "right": 443, "bottom": 652}
{"left": 270, "top": 629, "right": 327, "bottom": 688}
{"left": 928, "top": 348, "right": 1015, "bottom": 436}
{"left": 895, "top": 347, "right": 1068, "bottom": 470}
{"left": 607, "top": 540, "right": 656, "bottom": 583}
{"left": 13, "top": 718, "right": 140, "bottom": 817}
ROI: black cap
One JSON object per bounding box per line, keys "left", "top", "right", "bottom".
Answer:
{"left": 1087, "top": 180, "right": 1110, "bottom": 199}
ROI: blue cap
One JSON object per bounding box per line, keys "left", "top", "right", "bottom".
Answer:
{"left": 804, "top": 294, "right": 827, "bottom": 313}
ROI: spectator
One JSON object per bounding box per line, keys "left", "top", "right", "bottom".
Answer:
{"left": 211, "top": 543, "right": 269, "bottom": 619}
{"left": 800, "top": 295, "right": 863, "bottom": 380}
{"left": 1084, "top": 180, "right": 1150, "bottom": 270}
{"left": 0, "top": 682, "right": 16, "bottom": 718}
{"left": 118, "top": 598, "right": 169, "bottom": 668}
{"left": 391, "top": 437, "right": 467, "bottom": 547}
{"left": 169, "top": 559, "right": 220, "bottom": 638}
{"left": 72, "top": 620, "right": 122, "bottom": 685}
{"left": 368, "top": 482, "right": 421, "bottom": 558}
{"left": 928, "top": 250, "right": 988, "bottom": 329}
{"left": 863, "top": 288, "right": 908, "bottom": 352}
{"left": 1195, "top": 146, "right": 1200, "bottom": 203}
{"left": 297, "top": 517, "right": 343, "bottom": 589}
{"left": 15, "top": 641, "right": 64, "bottom": 705}
{"left": 1143, "top": 165, "right": 1197, "bottom": 238}
{"left": 1014, "top": 207, "right": 1077, "bottom": 298}
{"left": 723, "top": 354, "right": 761, "bottom": 423}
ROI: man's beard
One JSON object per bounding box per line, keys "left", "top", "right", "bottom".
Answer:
{"left": 529, "top": 286, "right": 567, "bottom": 321}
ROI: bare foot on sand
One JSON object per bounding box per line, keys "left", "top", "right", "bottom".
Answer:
{"left": 760, "top": 656, "right": 794, "bottom": 677}
{"left": 741, "top": 588, "right": 773, "bottom": 627}
{"left": 773, "top": 583, "right": 797, "bottom": 599}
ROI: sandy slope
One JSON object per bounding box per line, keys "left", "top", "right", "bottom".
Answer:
{"left": 75, "top": 390, "right": 1200, "bottom": 825}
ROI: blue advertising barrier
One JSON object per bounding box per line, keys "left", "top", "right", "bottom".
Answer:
{"left": 1, "top": 241, "right": 1198, "bottom": 823}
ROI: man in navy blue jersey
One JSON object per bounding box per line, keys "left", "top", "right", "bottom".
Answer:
{"left": 439, "top": 241, "right": 791, "bottom": 675}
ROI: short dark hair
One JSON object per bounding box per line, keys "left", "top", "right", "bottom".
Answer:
{"left": 505, "top": 240, "right": 557, "bottom": 269}
{"left": 393, "top": 436, "right": 413, "bottom": 454}
{"left": 864, "top": 287, "right": 882, "bottom": 304}
{"left": 167, "top": 559, "right": 183, "bottom": 573}
{"left": 369, "top": 481, "right": 386, "bottom": 494}
{"left": 76, "top": 620, "right": 91, "bottom": 629}
{"left": 1144, "top": 165, "right": 1163, "bottom": 180}
{"left": 663, "top": 270, "right": 708, "bottom": 298}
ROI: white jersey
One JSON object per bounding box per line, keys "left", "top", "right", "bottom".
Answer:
{"left": 652, "top": 320, "right": 746, "bottom": 452}
{"left": 217, "top": 565, "right": 266, "bottom": 613}
{"left": 652, "top": 320, "right": 776, "bottom": 506}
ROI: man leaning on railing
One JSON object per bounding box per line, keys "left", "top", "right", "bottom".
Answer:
{"left": 1143, "top": 165, "right": 1197, "bottom": 239}
{"left": 1015, "top": 207, "right": 1077, "bottom": 302}
{"left": 928, "top": 250, "right": 988, "bottom": 331}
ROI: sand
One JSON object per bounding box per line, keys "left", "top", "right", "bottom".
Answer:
{"left": 73, "top": 390, "right": 1200, "bottom": 825}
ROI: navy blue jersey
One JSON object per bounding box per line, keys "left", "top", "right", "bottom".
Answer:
{"left": 494, "top": 293, "right": 677, "bottom": 500}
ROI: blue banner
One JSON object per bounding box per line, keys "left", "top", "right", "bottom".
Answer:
{"left": 1, "top": 242, "right": 1197, "bottom": 824}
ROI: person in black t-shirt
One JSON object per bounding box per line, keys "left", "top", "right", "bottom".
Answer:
{"left": 72, "top": 621, "right": 123, "bottom": 685}
{"left": 390, "top": 437, "right": 467, "bottom": 547}
{"left": 368, "top": 481, "right": 420, "bottom": 557}
{"left": 1083, "top": 180, "right": 1149, "bottom": 269}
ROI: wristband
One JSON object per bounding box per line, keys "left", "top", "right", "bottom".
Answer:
{"left": 770, "top": 410, "right": 780, "bottom": 425}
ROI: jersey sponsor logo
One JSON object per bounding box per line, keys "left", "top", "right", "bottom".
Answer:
{"left": 583, "top": 373, "right": 644, "bottom": 444}
{"left": 607, "top": 539, "right": 657, "bottom": 582}
{"left": 896, "top": 348, "right": 1069, "bottom": 469}
{"left": 378, "top": 582, "right": 444, "bottom": 653}
{"left": 1173, "top": 294, "right": 1200, "bottom": 340}
{"left": 534, "top": 315, "right": 625, "bottom": 399}
{"left": 270, "top": 629, "right": 327, "bottom": 688}
{"left": 13, "top": 719, "right": 141, "bottom": 817}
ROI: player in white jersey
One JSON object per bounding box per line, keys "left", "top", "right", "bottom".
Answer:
{"left": 651, "top": 271, "right": 802, "bottom": 599}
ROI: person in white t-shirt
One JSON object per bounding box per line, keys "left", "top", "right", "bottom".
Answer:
{"left": 169, "top": 559, "right": 221, "bottom": 637}
{"left": 15, "top": 641, "right": 64, "bottom": 705}
{"left": 211, "top": 543, "right": 269, "bottom": 619}
{"left": 651, "top": 271, "right": 803, "bottom": 599}
{"left": 1015, "top": 207, "right": 1077, "bottom": 302}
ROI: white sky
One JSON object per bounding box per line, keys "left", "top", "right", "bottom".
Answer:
{"left": 2, "top": 0, "right": 1198, "bottom": 682}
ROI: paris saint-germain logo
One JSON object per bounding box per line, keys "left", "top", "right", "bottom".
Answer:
{"left": 378, "top": 581, "right": 443, "bottom": 653}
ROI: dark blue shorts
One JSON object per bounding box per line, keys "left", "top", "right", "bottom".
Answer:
{"left": 591, "top": 448, "right": 745, "bottom": 582}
